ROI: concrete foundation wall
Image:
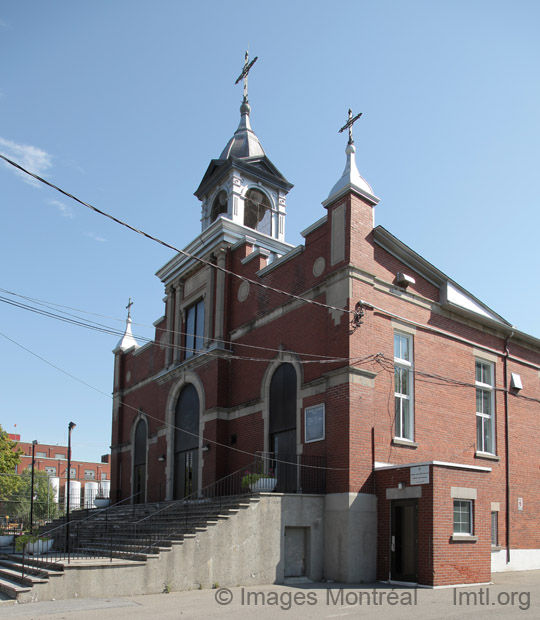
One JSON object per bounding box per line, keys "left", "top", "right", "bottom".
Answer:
{"left": 21, "top": 494, "right": 325, "bottom": 603}
{"left": 323, "top": 492, "right": 377, "bottom": 583}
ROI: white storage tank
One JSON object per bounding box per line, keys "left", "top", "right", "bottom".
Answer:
{"left": 100, "top": 480, "right": 111, "bottom": 498}
{"left": 49, "top": 477, "right": 60, "bottom": 503}
{"left": 64, "top": 480, "right": 81, "bottom": 510}
{"left": 84, "top": 481, "right": 99, "bottom": 508}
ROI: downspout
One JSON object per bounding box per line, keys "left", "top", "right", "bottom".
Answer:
{"left": 504, "top": 330, "right": 513, "bottom": 565}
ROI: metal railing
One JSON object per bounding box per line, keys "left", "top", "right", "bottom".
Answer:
{"left": 3, "top": 452, "right": 326, "bottom": 580}
{"left": 256, "top": 452, "right": 326, "bottom": 494}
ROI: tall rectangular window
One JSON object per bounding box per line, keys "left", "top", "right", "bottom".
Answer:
{"left": 394, "top": 333, "right": 414, "bottom": 441}
{"left": 476, "top": 360, "right": 495, "bottom": 454}
{"left": 491, "top": 512, "right": 498, "bottom": 546}
{"left": 185, "top": 299, "right": 205, "bottom": 359}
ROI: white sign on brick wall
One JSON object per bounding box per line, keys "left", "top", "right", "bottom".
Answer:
{"left": 410, "top": 465, "right": 429, "bottom": 485}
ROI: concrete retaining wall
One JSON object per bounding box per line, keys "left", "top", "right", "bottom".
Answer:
{"left": 20, "top": 494, "right": 325, "bottom": 603}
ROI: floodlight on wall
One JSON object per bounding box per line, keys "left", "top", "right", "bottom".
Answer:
{"left": 157, "top": 454, "right": 166, "bottom": 462}
{"left": 510, "top": 373, "right": 523, "bottom": 390}
{"left": 396, "top": 273, "right": 416, "bottom": 289}
{"left": 202, "top": 444, "right": 211, "bottom": 452}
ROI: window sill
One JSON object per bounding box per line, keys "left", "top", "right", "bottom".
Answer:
{"left": 392, "top": 437, "right": 418, "bottom": 449}
{"left": 475, "top": 451, "right": 500, "bottom": 462}
{"left": 452, "top": 535, "right": 478, "bottom": 542}
{"left": 491, "top": 546, "right": 503, "bottom": 552}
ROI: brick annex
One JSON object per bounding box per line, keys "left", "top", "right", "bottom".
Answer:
{"left": 109, "top": 84, "right": 540, "bottom": 587}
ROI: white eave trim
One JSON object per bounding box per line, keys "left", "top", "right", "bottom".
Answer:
{"left": 155, "top": 218, "right": 294, "bottom": 284}
{"left": 257, "top": 245, "right": 304, "bottom": 277}
{"left": 301, "top": 215, "right": 327, "bottom": 238}
{"left": 321, "top": 183, "right": 380, "bottom": 208}
{"left": 374, "top": 460, "right": 492, "bottom": 473}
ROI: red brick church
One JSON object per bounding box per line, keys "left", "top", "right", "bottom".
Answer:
{"left": 110, "top": 58, "right": 540, "bottom": 586}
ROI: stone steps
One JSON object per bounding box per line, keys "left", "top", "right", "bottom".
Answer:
{"left": 2, "top": 493, "right": 260, "bottom": 603}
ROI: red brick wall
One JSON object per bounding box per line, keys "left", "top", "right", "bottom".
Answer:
{"left": 109, "top": 186, "right": 540, "bottom": 576}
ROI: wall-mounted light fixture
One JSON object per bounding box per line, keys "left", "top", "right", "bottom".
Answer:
{"left": 398, "top": 482, "right": 405, "bottom": 490}
{"left": 157, "top": 454, "right": 166, "bottom": 462}
{"left": 511, "top": 373, "right": 523, "bottom": 391}
{"left": 396, "top": 273, "right": 416, "bottom": 289}
{"left": 202, "top": 444, "right": 211, "bottom": 452}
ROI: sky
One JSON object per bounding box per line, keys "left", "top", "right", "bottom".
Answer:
{"left": 1, "top": 1, "right": 539, "bottom": 463}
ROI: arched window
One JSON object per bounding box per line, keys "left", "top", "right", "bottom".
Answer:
{"left": 174, "top": 384, "right": 200, "bottom": 499}
{"left": 210, "top": 190, "right": 228, "bottom": 223}
{"left": 244, "top": 188, "right": 271, "bottom": 235}
{"left": 133, "top": 418, "right": 147, "bottom": 504}
{"left": 269, "top": 363, "right": 297, "bottom": 492}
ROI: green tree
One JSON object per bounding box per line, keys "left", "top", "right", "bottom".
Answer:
{"left": 0, "top": 424, "right": 22, "bottom": 500}
{"left": 11, "top": 470, "right": 59, "bottom": 527}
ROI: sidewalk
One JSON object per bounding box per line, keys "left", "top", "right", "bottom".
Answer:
{"left": 0, "top": 570, "right": 537, "bottom": 619}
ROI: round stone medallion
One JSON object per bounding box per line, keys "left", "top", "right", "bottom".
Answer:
{"left": 238, "top": 281, "right": 250, "bottom": 302}
{"left": 313, "top": 257, "right": 326, "bottom": 277}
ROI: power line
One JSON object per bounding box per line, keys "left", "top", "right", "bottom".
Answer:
{"left": 0, "top": 292, "right": 373, "bottom": 366}
{"left": 0, "top": 154, "right": 356, "bottom": 319}
{"left": 0, "top": 329, "right": 356, "bottom": 472}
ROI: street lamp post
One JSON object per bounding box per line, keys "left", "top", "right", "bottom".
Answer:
{"left": 29, "top": 440, "right": 38, "bottom": 532}
{"left": 65, "top": 422, "right": 76, "bottom": 560}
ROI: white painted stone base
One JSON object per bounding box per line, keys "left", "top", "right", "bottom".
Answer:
{"left": 492, "top": 549, "right": 540, "bottom": 572}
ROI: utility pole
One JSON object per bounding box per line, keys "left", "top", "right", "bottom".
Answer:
{"left": 29, "top": 440, "right": 37, "bottom": 532}
{"left": 65, "top": 422, "right": 76, "bottom": 561}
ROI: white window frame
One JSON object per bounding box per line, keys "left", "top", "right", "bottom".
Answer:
{"left": 453, "top": 499, "right": 473, "bottom": 535}
{"left": 84, "top": 469, "right": 95, "bottom": 480}
{"left": 305, "top": 404, "right": 325, "bottom": 443}
{"left": 475, "top": 359, "right": 495, "bottom": 454}
{"left": 394, "top": 332, "right": 414, "bottom": 441}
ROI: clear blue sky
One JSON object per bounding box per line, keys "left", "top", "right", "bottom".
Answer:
{"left": 1, "top": 1, "right": 539, "bottom": 462}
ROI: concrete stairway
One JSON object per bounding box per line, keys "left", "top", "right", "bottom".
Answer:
{"left": 0, "top": 494, "right": 260, "bottom": 603}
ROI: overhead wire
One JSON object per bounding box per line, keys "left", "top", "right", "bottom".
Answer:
{"left": 0, "top": 329, "right": 361, "bottom": 472}
{"left": 0, "top": 154, "right": 356, "bottom": 319}
{"left": 0, "top": 291, "right": 373, "bottom": 366}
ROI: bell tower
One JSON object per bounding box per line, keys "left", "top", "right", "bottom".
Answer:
{"left": 194, "top": 52, "right": 293, "bottom": 243}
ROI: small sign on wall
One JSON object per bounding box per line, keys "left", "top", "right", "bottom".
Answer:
{"left": 410, "top": 465, "right": 429, "bottom": 485}
{"left": 305, "top": 404, "right": 325, "bottom": 443}
{"left": 518, "top": 497, "right": 524, "bottom": 511}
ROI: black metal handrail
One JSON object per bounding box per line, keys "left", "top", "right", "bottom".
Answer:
{"left": 256, "top": 451, "right": 327, "bottom": 494}
{"left": 9, "top": 452, "right": 326, "bottom": 577}
{"left": 11, "top": 489, "right": 145, "bottom": 579}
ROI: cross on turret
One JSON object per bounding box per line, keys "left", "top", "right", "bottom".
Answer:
{"left": 126, "top": 297, "right": 133, "bottom": 319}
{"left": 235, "top": 50, "right": 258, "bottom": 103}
{"left": 339, "top": 108, "right": 362, "bottom": 145}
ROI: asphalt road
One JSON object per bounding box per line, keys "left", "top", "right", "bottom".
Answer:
{"left": 0, "top": 570, "right": 538, "bottom": 619}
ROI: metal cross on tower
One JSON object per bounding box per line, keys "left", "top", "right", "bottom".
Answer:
{"left": 126, "top": 297, "right": 133, "bottom": 319}
{"left": 235, "top": 50, "right": 258, "bottom": 102}
{"left": 339, "top": 108, "right": 362, "bottom": 145}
